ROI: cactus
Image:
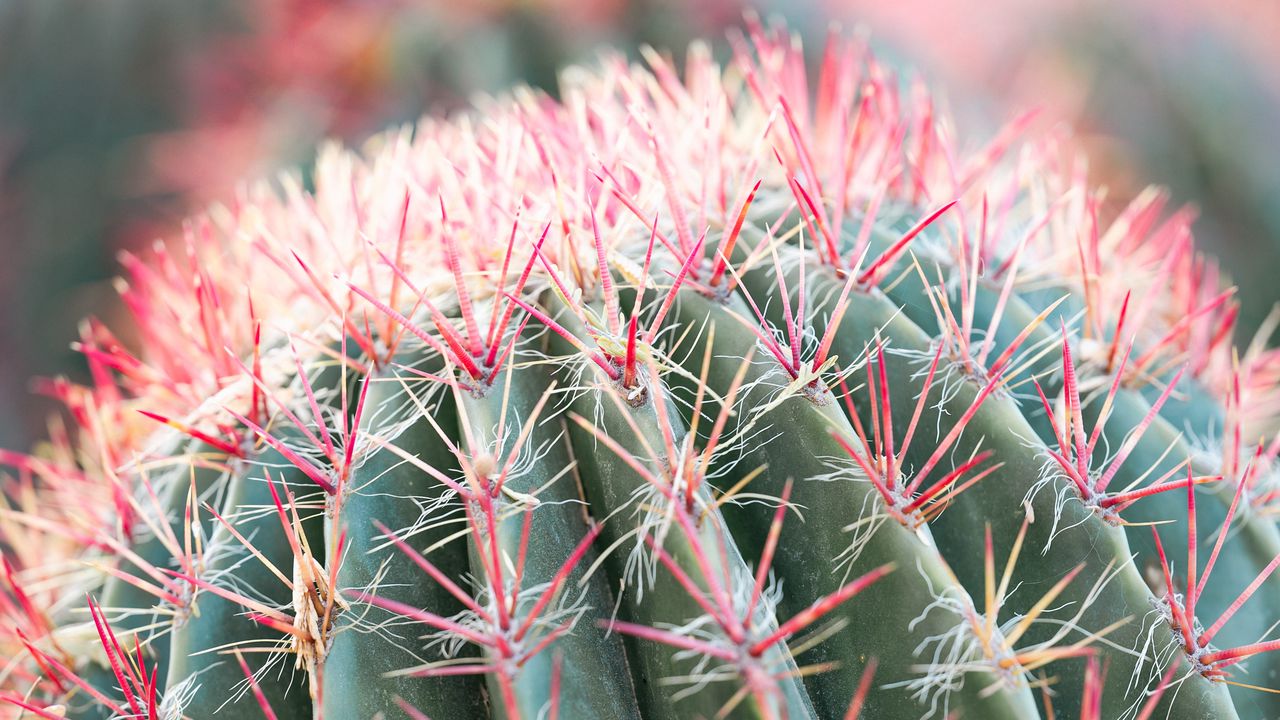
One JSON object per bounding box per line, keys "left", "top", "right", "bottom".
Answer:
{"left": 3, "top": 18, "right": 1280, "bottom": 720}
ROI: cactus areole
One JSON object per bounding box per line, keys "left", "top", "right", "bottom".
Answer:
{"left": 4, "top": 19, "right": 1280, "bottom": 720}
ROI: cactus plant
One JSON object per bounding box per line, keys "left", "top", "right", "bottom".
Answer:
{"left": 3, "top": 18, "right": 1280, "bottom": 720}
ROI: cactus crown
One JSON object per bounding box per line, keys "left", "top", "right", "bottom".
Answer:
{"left": 3, "top": 16, "right": 1280, "bottom": 720}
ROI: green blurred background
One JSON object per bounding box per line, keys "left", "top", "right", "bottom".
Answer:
{"left": 1, "top": 0, "right": 1277, "bottom": 450}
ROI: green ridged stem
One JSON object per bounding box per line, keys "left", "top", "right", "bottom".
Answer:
{"left": 164, "top": 436, "right": 323, "bottom": 718}
{"left": 668, "top": 288, "right": 1042, "bottom": 719}
{"left": 455, "top": 347, "right": 640, "bottom": 719}
{"left": 47, "top": 200, "right": 1260, "bottom": 720}
{"left": 901, "top": 238, "right": 1266, "bottom": 716}
{"left": 857, "top": 220, "right": 1064, "bottom": 447}
{"left": 1086, "top": 390, "right": 1280, "bottom": 717}
{"left": 1003, "top": 264, "right": 1278, "bottom": 715}
{"left": 82, "top": 442, "right": 231, "bottom": 717}
{"left": 773, "top": 221, "right": 1241, "bottom": 717}
{"left": 321, "top": 355, "right": 487, "bottom": 719}
{"left": 743, "top": 249, "right": 1238, "bottom": 718}
{"left": 549, "top": 304, "right": 817, "bottom": 719}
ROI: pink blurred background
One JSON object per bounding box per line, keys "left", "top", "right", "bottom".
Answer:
{"left": 1, "top": 0, "right": 1277, "bottom": 449}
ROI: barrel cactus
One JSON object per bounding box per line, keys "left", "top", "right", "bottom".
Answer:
{"left": 3, "top": 17, "right": 1280, "bottom": 720}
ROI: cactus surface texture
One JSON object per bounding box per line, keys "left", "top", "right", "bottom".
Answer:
{"left": 4, "top": 19, "right": 1280, "bottom": 720}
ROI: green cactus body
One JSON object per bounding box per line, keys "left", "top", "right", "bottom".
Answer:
{"left": 83, "top": 443, "right": 233, "bottom": 715}
{"left": 1086, "top": 392, "right": 1280, "bottom": 715}
{"left": 739, "top": 248, "right": 1237, "bottom": 719}
{"left": 164, "top": 442, "right": 321, "bottom": 720}
{"left": 453, "top": 347, "right": 639, "bottom": 719}
{"left": 551, "top": 300, "right": 818, "bottom": 719}
{"left": 321, "top": 361, "right": 488, "bottom": 719}
{"left": 664, "top": 287, "right": 1040, "bottom": 719}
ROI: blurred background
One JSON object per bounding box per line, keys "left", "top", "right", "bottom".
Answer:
{"left": 1, "top": 0, "right": 1277, "bottom": 450}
